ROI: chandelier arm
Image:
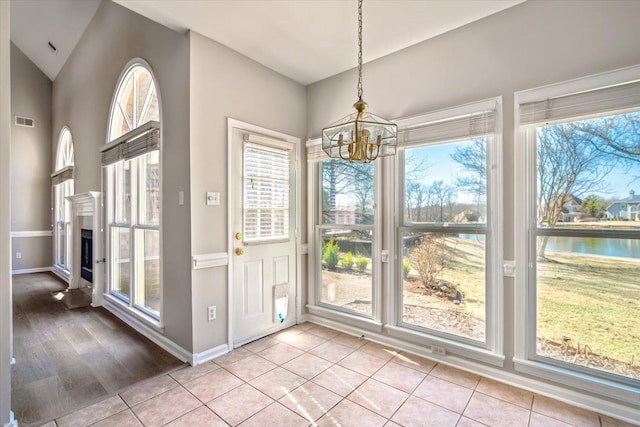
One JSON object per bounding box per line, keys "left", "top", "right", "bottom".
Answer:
{"left": 339, "top": 143, "right": 351, "bottom": 161}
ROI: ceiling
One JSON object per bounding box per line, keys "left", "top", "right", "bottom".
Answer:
{"left": 11, "top": 0, "right": 525, "bottom": 85}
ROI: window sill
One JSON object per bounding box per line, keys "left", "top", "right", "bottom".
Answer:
{"left": 513, "top": 357, "right": 639, "bottom": 407}
{"left": 103, "top": 293, "right": 164, "bottom": 333}
{"left": 385, "top": 324, "right": 505, "bottom": 367}
{"left": 306, "top": 304, "right": 383, "bottom": 333}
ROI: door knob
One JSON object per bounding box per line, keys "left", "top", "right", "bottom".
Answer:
{"left": 235, "top": 248, "right": 244, "bottom": 256}
{"left": 235, "top": 232, "right": 242, "bottom": 240}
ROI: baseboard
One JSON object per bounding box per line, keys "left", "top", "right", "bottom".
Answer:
{"left": 50, "top": 266, "right": 70, "bottom": 283}
{"left": 304, "top": 314, "right": 640, "bottom": 426}
{"left": 102, "top": 299, "right": 193, "bottom": 365}
{"left": 192, "top": 343, "right": 230, "bottom": 366}
{"left": 11, "top": 266, "right": 51, "bottom": 275}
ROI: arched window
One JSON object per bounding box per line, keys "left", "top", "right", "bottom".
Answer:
{"left": 52, "top": 127, "right": 74, "bottom": 275}
{"left": 103, "top": 61, "right": 161, "bottom": 320}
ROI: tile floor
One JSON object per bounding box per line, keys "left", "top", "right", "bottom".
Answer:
{"left": 37, "top": 323, "right": 637, "bottom": 427}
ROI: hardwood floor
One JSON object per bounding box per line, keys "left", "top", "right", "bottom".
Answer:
{"left": 11, "top": 273, "right": 185, "bottom": 426}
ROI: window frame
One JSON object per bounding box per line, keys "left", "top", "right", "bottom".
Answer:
{"left": 103, "top": 59, "right": 163, "bottom": 328}
{"left": 52, "top": 126, "right": 74, "bottom": 277}
{"left": 306, "top": 139, "right": 384, "bottom": 332}
{"left": 242, "top": 137, "right": 292, "bottom": 245}
{"left": 386, "top": 98, "right": 504, "bottom": 365}
{"left": 514, "top": 65, "right": 640, "bottom": 404}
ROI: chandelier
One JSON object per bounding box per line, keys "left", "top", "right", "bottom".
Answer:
{"left": 322, "top": 0, "right": 397, "bottom": 163}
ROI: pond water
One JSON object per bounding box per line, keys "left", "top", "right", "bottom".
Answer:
{"left": 545, "top": 237, "right": 640, "bottom": 259}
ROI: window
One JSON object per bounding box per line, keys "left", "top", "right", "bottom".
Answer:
{"left": 307, "top": 143, "right": 379, "bottom": 320}
{"left": 243, "top": 139, "right": 290, "bottom": 243}
{"left": 52, "top": 127, "right": 74, "bottom": 274}
{"left": 394, "top": 99, "right": 501, "bottom": 352}
{"left": 515, "top": 67, "right": 640, "bottom": 397}
{"left": 103, "top": 62, "right": 161, "bottom": 321}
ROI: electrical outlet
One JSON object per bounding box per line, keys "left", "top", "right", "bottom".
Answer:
{"left": 431, "top": 345, "right": 446, "bottom": 356}
{"left": 16, "top": 252, "right": 21, "bottom": 259}
{"left": 207, "top": 305, "right": 216, "bottom": 321}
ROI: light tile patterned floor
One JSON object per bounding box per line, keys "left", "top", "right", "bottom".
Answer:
{"left": 40, "top": 323, "right": 637, "bottom": 427}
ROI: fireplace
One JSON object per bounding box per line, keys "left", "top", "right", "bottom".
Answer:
{"left": 81, "top": 229, "right": 93, "bottom": 283}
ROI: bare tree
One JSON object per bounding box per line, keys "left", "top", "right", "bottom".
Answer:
{"left": 430, "top": 180, "right": 454, "bottom": 222}
{"left": 406, "top": 181, "right": 429, "bottom": 222}
{"left": 450, "top": 139, "right": 487, "bottom": 207}
{"left": 322, "top": 160, "right": 373, "bottom": 224}
{"left": 404, "top": 151, "right": 432, "bottom": 222}
{"left": 536, "top": 123, "right": 615, "bottom": 258}
{"left": 572, "top": 112, "right": 640, "bottom": 165}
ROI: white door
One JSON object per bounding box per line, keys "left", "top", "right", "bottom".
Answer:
{"left": 230, "top": 125, "right": 297, "bottom": 346}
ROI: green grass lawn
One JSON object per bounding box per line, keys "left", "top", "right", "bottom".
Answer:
{"left": 537, "top": 252, "right": 640, "bottom": 364}
{"left": 407, "top": 237, "right": 640, "bottom": 368}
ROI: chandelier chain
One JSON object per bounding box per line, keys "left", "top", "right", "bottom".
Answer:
{"left": 357, "top": 0, "right": 363, "bottom": 100}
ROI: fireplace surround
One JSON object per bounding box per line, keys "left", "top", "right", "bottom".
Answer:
{"left": 67, "top": 192, "right": 103, "bottom": 306}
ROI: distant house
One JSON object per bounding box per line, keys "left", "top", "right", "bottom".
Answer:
{"left": 558, "top": 195, "right": 584, "bottom": 222}
{"left": 605, "top": 190, "right": 640, "bottom": 220}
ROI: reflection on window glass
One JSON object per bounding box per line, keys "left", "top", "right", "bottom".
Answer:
{"left": 111, "top": 227, "right": 130, "bottom": 301}
{"left": 140, "top": 151, "right": 160, "bottom": 225}
{"left": 534, "top": 111, "right": 640, "bottom": 380}
{"left": 322, "top": 160, "right": 374, "bottom": 225}
{"left": 136, "top": 229, "right": 160, "bottom": 315}
{"left": 320, "top": 229, "right": 372, "bottom": 316}
{"left": 115, "top": 160, "right": 131, "bottom": 224}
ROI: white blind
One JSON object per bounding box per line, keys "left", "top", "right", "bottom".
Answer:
{"left": 398, "top": 110, "right": 496, "bottom": 147}
{"left": 519, "top": 80, "right": 640, "bottom": 127}
{"left": 101, "top": 121, "right": 160, "bottom": 166}
{"left": 244, "top": 140, "right": 290, "bottom": 243}
{"left": 51, "top": 165, "right": 74, "bottom": 185}
{"left": 306, "top": 139, "right": 329, "bottom": 163}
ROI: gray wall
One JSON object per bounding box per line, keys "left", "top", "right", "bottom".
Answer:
{"left": 52, "top": 0, "right": 193, "bottom": 351}
{"left": 188, "top": 31, "right": 306, "bottom": 352}
{"left": 10, "top": 43, "right": 52, "bottom": 271}
{"left": 306, "top": 0, "right": 640, "bottom": 394}
{"left": 1, "top": 1, "right": 13, "bottom": 422}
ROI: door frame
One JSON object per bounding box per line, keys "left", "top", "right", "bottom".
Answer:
{"left": 226, "top": 118, "right": 302, "bottom": 349}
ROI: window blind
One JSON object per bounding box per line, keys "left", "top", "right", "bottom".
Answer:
{"left": 398, "top": 110, "right": 496, "bottom": 147}
{"left": 519, "top": 80, "right": 640, "bottom": 127}
{"left": 101, "top": 121, "right": 160, "bottom": 166}
{"left": 51, "top": 166, "right": 74, "bottom": 185}
{"left": 306, "top": 139, "right": 330, "bottom": 163}
{"left": 243, "top": 139, "right": 291, "bottom": 243}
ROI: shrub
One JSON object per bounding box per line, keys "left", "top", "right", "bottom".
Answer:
{"left": 403, "top": 259, "right": 411, "bottom": 278}
{"left": 409, "top": 234, "right": 447, "bottom": 288}
{"left": 356, "top": 252, "right": 369, "bottom": 272}
{"left": 341, "top": 251, "right": 354, "bottom": 270}
{"left": 322, "top": 237, "right": 340, "bottom": 270}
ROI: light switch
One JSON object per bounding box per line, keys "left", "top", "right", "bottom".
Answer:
{"left": 206, "top": 191, "right": 220, "bottom": 206}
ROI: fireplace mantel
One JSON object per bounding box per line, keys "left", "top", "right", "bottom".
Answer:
{"left": 67, "top": 191, "right": 103, "bottom": 307}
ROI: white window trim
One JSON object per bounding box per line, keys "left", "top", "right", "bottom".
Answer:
{"left": 514, "top": 64, "right": 640, "bottom": 405}
{"left": 104, "top": 59, "right": 163, "bottom": 329}
{"left": 52, "top": 126, "right": 74, "bottom": 276}
{"left": 389, "top": 97, "right": 504, "bottom": 363}
{"left": 305, "top": 140, "right": 383, "bottom": 326}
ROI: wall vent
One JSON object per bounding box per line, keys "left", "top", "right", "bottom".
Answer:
{"left": 14, "top": 116, "right": 34, "bottom": 128}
